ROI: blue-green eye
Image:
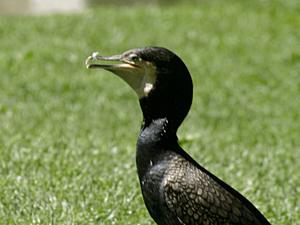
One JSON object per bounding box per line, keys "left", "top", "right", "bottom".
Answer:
{"left": 128, "top": 53, "right": 140, "bottom": 62}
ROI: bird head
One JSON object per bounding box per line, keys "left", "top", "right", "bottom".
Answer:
{"left": 86, "top": 47, "right": 193, "bottom": 131}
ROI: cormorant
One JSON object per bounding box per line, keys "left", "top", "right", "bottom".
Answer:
{"left": 85, "top": 47, "right": 271, "bottom": 225}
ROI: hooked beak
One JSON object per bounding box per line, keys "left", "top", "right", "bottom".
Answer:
{"left": 85, "top": 52, "right": 137, "bottom": 70}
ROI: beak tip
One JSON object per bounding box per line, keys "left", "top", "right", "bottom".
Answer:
{"left": 85, "top": 56, "right": 92, "bottom": 69}
{"left": 85, "top": 51, "right": 101, "bottom": 69}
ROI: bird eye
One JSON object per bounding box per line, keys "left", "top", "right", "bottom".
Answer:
{"left": 128, "top": 54, "right": 140, "bottom": 62}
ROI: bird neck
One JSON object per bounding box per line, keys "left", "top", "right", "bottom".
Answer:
{"left": 136, "top": 118, "right": 178, "bottom": 179}
{"left": 139, "top": 118, "right": 178, "bottom": 144}
{"left": 139, "top": 94, "right": 189, "bottom": 133}
{"left": 138, "top": 68, "right": 193, "bottom": 134}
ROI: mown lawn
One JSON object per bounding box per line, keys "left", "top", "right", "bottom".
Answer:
{"left": 0, "top": 0, "right": 299, "bottom": 224}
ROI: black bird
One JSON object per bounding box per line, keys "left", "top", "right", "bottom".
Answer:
{"left": 85, "top": 47, "right": 271, "bottom": 225}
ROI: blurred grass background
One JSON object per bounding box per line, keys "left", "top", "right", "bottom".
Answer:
{"left": 0, "top": 0, "right": 299, "bottom": 224}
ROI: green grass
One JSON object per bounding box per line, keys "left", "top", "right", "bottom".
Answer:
{"left": 0, "top": 0, "right": 299, "bottom": 224}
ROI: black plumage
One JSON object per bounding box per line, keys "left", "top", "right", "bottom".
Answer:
{"left": 86, "top": 47, "right": 271, "bottom": 225}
